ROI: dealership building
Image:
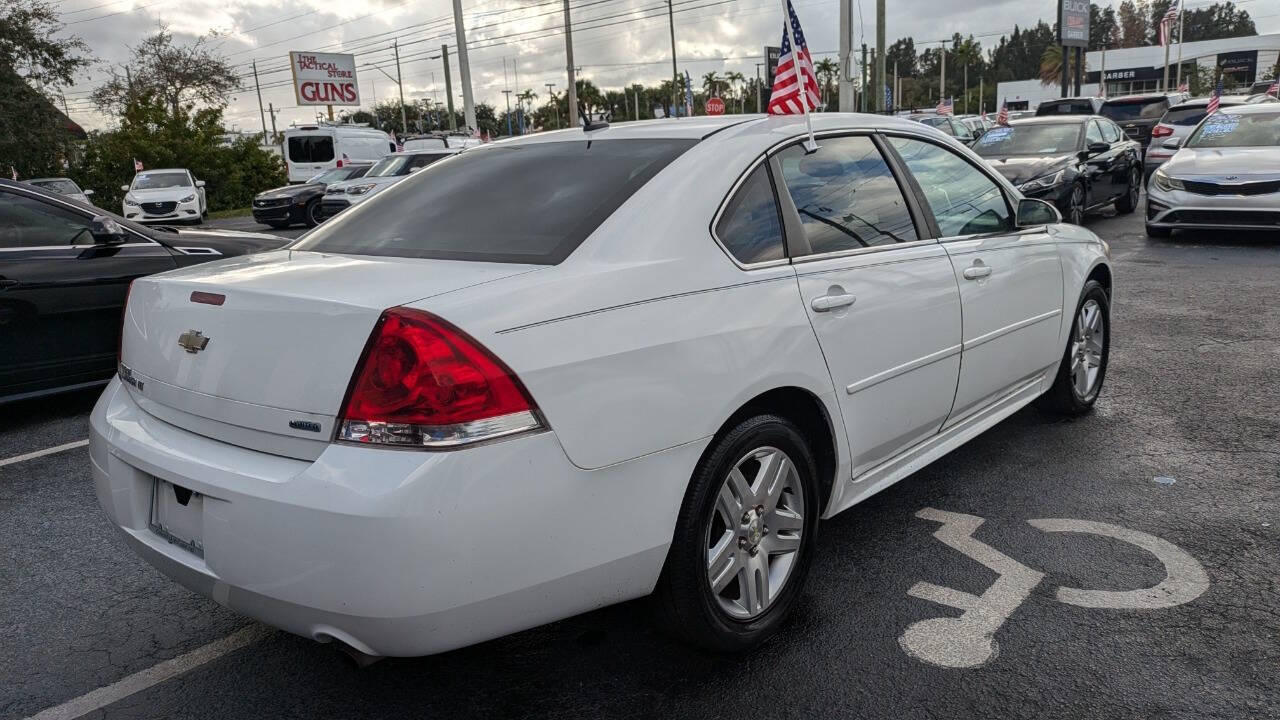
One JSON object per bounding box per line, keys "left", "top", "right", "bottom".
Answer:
{"left": 996, "top": 33, "right": 1279, "bottom": 110}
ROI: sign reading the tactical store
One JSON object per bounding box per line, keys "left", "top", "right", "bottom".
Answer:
{"left": 1058, "top": 0, "right": 1090, "bottom": 48}
{"left": 289, "top": 51, "right": 360, "bottom": 106}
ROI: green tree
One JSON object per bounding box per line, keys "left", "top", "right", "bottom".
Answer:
{"left": 813, "top": 58, "right": 838, "bottom": 107}
{"left": 1039, "top": 44, "right": 1088, "bottom": 87}
{"left": 0, "top": 0, "right": 90, "bottom": 177}
{"left": 92, "top": 26, "right": 239, "bottom": 119}
{"left": 1178, "top": 1, "right": 1257, "bottom": 42}
{"left": 724, "top": 71, "right": 745, "bottom": 112}
{"left": 1089, "top": 3, "right": 1119, "bottom": 50}
{"left": 1117, "top": 1, "right": 1149, "bottom": 48}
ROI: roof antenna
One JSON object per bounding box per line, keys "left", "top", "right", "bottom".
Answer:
{"left": 579, "top": 97, "right": 609, "bottom": 132}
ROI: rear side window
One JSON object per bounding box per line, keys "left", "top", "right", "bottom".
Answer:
{"left": 1102, "top": 98, "right": 1169, "bottom": 121}
{"left": 1100, "top": 121, "right": 1122, "bottom": 143}
{"left": 288, "top": 135, "right": 335, "bottom": 163}
{"left": 292, "top": 139, "right": 695, "bottom": 264}
{"left": 889, "top": 137, "right": 1014, "bottom": 237}
{"left": 776, "top": 135, "right": 918, "bottom": 252}
{"left": 715, "top": 164, "right": 784, "bottom": 264}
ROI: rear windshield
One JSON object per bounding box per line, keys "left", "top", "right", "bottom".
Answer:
{"left": 288, "top": 135, "right": 335, "bottom": 163}
{"left": 1037, "top": 100, "right": 1094, "bottom": 115}
{"left": 1102, "top": 98, "right": 1169, "bottom": 121}
{"left": 1163, "top": 106, "right": 1210, "bottom": 126}
{"left": 291, "top": 139, "right": 696, "bottom": 264}
{"left": 918, "top": 117, "right": 956, "bottom": 135}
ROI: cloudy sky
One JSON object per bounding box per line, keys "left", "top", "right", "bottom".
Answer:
{"left": 54, "top": 0, "right": 1279, "bottom": 131}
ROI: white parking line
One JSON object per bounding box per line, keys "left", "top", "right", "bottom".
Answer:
{"left": 24, "top": 625, "right": 273, "bottom": 720}
{"left": 0, "top": 439, "right": 89, "bottom": 468}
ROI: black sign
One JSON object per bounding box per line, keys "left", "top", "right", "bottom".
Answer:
{"left": 765, "top": 46, "right": 781, "bottom": 85}
{"left": 1059, "top": 0, "right": 1090, "bottom": 48}
{"left": 1218, "top": 50, "right": 1257, "bottom": 81}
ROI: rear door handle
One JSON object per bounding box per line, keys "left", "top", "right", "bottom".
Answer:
{"left": 963, "top": 265, "right": 992, "bottom": 280}
{"left": 811, "top": 293, "right": 857, "bottom": 312}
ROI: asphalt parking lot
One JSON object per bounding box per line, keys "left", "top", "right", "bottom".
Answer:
{"left": 4, "top": 201, "right": 1278, "bottom": 720}
{"left": 204, "top": 215, "right": 309, "bottom": 240}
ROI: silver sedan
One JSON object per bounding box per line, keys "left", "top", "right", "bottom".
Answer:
{"left": 1146, "top": 104, "right": 1280, "bottom": 237}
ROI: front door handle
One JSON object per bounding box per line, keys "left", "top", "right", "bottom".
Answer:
{"left": 963, "top": 264, "right": 993, "bottom": 280}
{"left": 0, "top": 278, "right": 19, "bottom": 290}
{"left": 811, "top": 293, "right": 857, "bottom": 312}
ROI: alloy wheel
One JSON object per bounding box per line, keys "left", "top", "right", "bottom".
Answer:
{"left": 1069, "top": 186, "right": 1085, "bottom": 225}
{"left": 1070, "top": 299, "right": 1105, "bottom": 399}
{"left": 705, "top": 446, "right": 806, "bottom": 620}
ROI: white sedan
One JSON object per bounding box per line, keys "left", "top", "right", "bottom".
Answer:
{"left": 91, "top": 114, "right": 1113, "bottom": 658}
{"left": 122, "top": 168, "right": 207, "bottom": 225}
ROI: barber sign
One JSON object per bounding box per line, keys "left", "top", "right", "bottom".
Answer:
{"left": 289, "top": 51, "right": 360, "bottom": 106}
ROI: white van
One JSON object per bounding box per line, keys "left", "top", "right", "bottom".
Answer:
{"left": 283, "top": 125, "right": 395, "bottom": 183}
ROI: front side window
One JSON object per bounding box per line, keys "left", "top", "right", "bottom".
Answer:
{"left": 776, "top": 135, "right": 918, "bottom": 253}
{"left": 715, "top": 164, "right": 784, "bottom": 264}
{"left": 292, "top": 139, "right": 695, "bottom": 264}
{"left": 1086, "top": 121, "right": 1106, "bottom": 145}
{"left": 0, "top": 191, "right": 93, "bottom": 248}
{"left": 1101, "top": 121, "right": 1123, "bottom": 143}
{"left": 889, "top": 136, "right": 1014, "bottom": 237}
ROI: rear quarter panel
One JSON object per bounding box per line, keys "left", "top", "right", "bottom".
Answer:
{"left": 1050, "top": 223, "right": 1112, "bottom": 351}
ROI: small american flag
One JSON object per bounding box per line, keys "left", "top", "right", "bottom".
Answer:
{"left": 1159, "top": 1, "right": 1180, "bottom": 46}
{"left": 1206, "top": 77, "right": 1224, "bottom": 115}
{"left": 936, "top": 97, "right": 953, "bottom": 116}
{"left": 767, "top": 0, "right": 819, "bottom": 115}
{"left": 1178, "top": 81, "right": 1189, "bottom": 93}
{"left": 1268, "top": 80, "right": 1278, "bottom": 97}
{"left": 133, "top": 158, "right": 143, "bottom": 172}
{"left": 9, "top": 166, "right": 16, "bottom": 181}
{"left": 996, "top": 99, "right": 1009, "bottom": 126}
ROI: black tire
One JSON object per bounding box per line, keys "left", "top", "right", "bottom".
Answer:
{"left": 1037, "top": 280, "right": 1110, "bottom": 416}
{"left": 1114, "top": 167, "right": 1140, "bottom": 214}
{"left": 1145, "top": 223, "right": 1171, "bottom": 238}
{"left": 652, "top": 414, "right": 820, "bottom": 653}
{"left": 303, "top": 199, "right": 323, "bottom": 228}
{"left": 1065, "top": 183, "right": 1086, "bottom": 225}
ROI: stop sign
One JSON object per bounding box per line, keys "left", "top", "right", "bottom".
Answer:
{"left": 706, "top": 97, "right": 725, "bottom": 115}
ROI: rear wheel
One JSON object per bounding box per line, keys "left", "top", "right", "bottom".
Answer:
{"left": 1037, "top": 280, "right": 1110, "bottom": 415}
{"left": 1114, "top": 167, "right": 1140, "bottom": 214}
{"left": 653, "top": 414, "right": 819, "bottom": 652}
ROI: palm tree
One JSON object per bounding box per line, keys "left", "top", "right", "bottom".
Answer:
{"left": 814, "top": 58, "right": 838, "bottom": 107}
{"left": 724, "top": 71, "right": 745, "bottom": 112}
{"left": 702, "top": 71, "right": 723, "bottom": 100}
{"left": 1039, "top": 45, "right": 1087, "bottom": 89}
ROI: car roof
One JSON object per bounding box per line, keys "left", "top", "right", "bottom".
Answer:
{"left": 1218, "top": 103, "right": 1280, "bottom": 116}
{"left": 1172, "top": 95, "right": 1255, "bottom": 108}
{"left": 1008, "top": 115, "right": 1090, "bottom": 125}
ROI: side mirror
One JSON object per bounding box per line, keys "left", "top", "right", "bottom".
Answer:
{"left": 120, "top": 185, "right": 130, "bottom": 192}
{"left": 1016, "top": 198, "right": 1062, "bottom": 228}
{"left": 89, "top": 215, "right": 129, "bottom": 245}
{"left": 83, "top": 189, "right": 95, "bottom": 196}
{"left": 1086, "top": 141, "right": 1111, "bottom": 156}
{"left": 195, "top": 180, "right": 206, "bottom": 188}
{"left": 1161, "top": 137, "right": 1183, "bottom": 150}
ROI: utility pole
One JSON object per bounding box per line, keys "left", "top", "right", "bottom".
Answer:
{"left": 875, "top": 0, "right": 885, "bottom": 113}
{"left": 635, "top": 86, "right": 640, "bottom": 121}
{"left": 565, "top": 0, "right": 580, "bottom": 127}
{"left": 545, "top": 83, "right": 557, "bottom": 128}
{"left": 839, "top": 0, "right": 853, "bottom": 111}
{"left": 963, "top": 62, "right": 968, "bottom": 114}
{"left": 861, "top": 44, "right": 869, "bottom": 112}
{"left": 451, "top": 0, "right": 478, "bottom": 131}
{"left": 267, "top": 102, "right": 278, "bottom": 142}
{"left": 503, "top": 59, "right": 513, "bottom": 136}
{"left": 395, "top": 40, "right": 407, "bottom": 135}
{"left": 979, "top": 76, "right": 983, "bottom": 114}
{"left": 1100, "top": 47, "right": 1107, "bottom": 98}
{"left": 755, "top": 63, "right": 763, "bottom": 113}
{"left": 892, "top": 61, "right": 898, "bottom": 114}
{"left": 667, "top": 0, "right": 678, "bottom": 116}
{"left": 939, "top": 41, "right": 946, "bottom": 104}
{"left": 252, "top": 60, "right": 268, "bottom": 144}
{"left": 442, "top": 45, "right": 457, "bottom": 131}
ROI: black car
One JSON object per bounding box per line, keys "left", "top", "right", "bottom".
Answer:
{"left": 907, "top": 114, "right": 978, "bottom": 145}
{"left": 1036, "top": 97, "right": 1106, "bottom": 116}
{"left": 973, "top": 115, "right": 1143, "bottom": 225}
{"left": 252, "top": 164, "right": 372, "bottom": 229}
{"left": 1100, "top": 94, "right": 1180, "bottom": 152}
{"left": 0, "top": 179, "right": 289, "bottom": 403}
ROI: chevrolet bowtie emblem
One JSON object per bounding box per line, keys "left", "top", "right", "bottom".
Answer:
{"left": 178, "top": 330, "right": 210, "bottom": 354}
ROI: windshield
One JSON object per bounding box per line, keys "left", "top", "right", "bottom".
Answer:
{"left": 29, "top": 179, "right": 81, "bottom": 195}
{"left": 365, "top": 153, "right": 451, "bottom": 178}
{"left": 1187, "top": 111, "right": 1280, "bottom": 148}
{"left": 292, "top": 139, "right": 695, "bottom": 264}
{"left": 973, "top": 124, "right": 1081, "bottom": 155}
{"left": 309, "top": 168, "right": 361, "bottom": 184}
{"left": 132, "top": 172, "right": 191, "bottom": 190}
{"left": 1102, "top": 98, "right": 1169, "bottom": 121}
{"left": 918, "top": 117, "right": 955, "bottom": 136}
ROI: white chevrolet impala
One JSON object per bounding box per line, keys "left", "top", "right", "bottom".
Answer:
{"left": 92, "top": 114, "right": 1113, "bottom": 657}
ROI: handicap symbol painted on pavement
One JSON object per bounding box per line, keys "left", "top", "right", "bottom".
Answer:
{"left": 898, "top": 508, "right": 1210, "bottom": 669}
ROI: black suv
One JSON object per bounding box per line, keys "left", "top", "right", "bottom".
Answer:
{"left": 1036, "top": 97, "right": 1105, "bottom": 116}
{"left": 1101, "top": 94, "right": 1180, "bottom": 153}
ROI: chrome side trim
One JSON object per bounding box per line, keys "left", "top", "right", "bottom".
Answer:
{"left": 963, "top": 309, "right": 1062, "bottom": 351}
{"left": 791, "top": 237, "right": 939, "bottom": 265}
{"left": 846, "top": 344, "right": 962, "bottom": 395}
{"left": 0, "top": 242, "right": 156, "bottom": 252}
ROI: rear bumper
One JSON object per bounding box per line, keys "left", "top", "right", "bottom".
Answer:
{"left": 90, "top": 378, "right": 703, "bottom": 656}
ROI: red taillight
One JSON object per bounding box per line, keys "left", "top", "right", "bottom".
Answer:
{"left": 337, "top": 307, "right": 542, "bottom": 447}
{"left": 1151, "top": 124, "right": 1174, "bottom": 138}
{"left": 335, "top": 158, "right": 344, "bottom": 168}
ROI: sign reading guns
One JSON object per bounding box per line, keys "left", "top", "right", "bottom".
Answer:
{"left": 899, "top": 508, "right": 1209, "bottom": 669}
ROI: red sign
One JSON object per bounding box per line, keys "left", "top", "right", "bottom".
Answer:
{"left": 706, "top": 97, "right": 725, "bottom": 115}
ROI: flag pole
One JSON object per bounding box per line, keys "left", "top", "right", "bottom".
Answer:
{"left": 1174, "top": 5, "right": 1185, "bottom": 90}
{"left": 780, "top": 0, "right": 818, "bottom": 151}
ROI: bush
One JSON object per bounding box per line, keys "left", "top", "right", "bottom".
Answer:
{"left": 74, "top": 95, "right": 285, "bottom": 212}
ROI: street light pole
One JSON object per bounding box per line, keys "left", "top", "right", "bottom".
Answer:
{"left": 441, "top": 45, "right": 457, "bottom": 131}
{"left": 451, "top": 0, "right": 478, "bottom": 132}
{"left": 395, "top": 40, "right": 407, "bottom": 135}
{"left": 839, "top": 0, "right": 853, "bottom": 111}
{"left": 875, "top": 0, "right": 885, "bottom": 113}
{"left": 667, "top": 0, "right": 678, "bottom": 116}
{"left": 545, "top": 83, "right": 557, "bottom": 128}
{"left": 564, "top": 0, "right": 579, "bottom": 128}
